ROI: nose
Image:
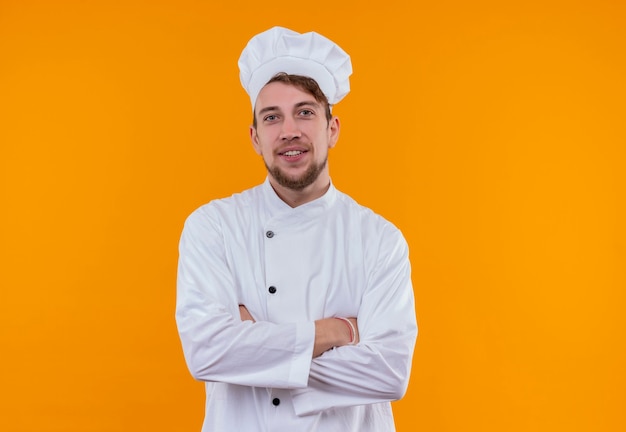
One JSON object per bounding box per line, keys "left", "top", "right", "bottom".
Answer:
{"left": 279, "top": 117, "right": 301, "bottom": 141}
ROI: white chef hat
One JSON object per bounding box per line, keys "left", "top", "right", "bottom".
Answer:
{"left": 238, "top": 26, "right": 352, "bottom": 109}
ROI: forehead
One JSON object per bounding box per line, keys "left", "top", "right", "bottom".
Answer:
{"left": 254, "top": 82, "right": 318, "bottom": 112}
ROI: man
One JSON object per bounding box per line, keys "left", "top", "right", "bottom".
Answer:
{"left": 176, "top": 26, "right": 417, "bottom": 431}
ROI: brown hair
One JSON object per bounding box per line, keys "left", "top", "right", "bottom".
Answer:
{"left": 252, "top": 72, "right": 333, "bottom": 128}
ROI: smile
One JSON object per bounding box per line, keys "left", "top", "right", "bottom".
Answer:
{"left": 281, "top": 150, "right": 305, "bottom": 156}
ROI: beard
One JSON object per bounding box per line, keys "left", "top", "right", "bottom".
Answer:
{"left": 265, "top": 155, "right": 328, "bottom": 191}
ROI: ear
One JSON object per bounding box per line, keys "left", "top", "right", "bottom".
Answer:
{"left": 328, "top": 116, "right": 340, "bottom": 149}
{"left": 249, "top": 125, "right": 262, "bottom": 155}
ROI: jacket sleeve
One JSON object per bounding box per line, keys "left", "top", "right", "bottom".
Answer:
{"left": 290, "top": 224, "right": 418, "bottom": 415}
{"left": 175, "top": 206, "right": 315, "bottom": 389}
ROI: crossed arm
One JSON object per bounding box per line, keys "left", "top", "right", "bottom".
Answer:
{"left": 176, "top": 208, "right": 416, "bottom": 413}
{"left": 238, "top": 305, "right": 359, "bottom": 357}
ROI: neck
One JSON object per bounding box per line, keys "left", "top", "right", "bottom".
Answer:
{"left": 268, "top": 175, "right": 331, "bottom": 208}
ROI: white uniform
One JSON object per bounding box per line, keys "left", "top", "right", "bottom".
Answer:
{"left": 176, "top": 179, "right": 417, "bottom": 431}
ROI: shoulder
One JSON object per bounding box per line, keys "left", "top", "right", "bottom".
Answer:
{"left": 183, "top": 184, "right": 263, "bottom": 233}
{"left": 333, "top": 189, "right": 410, "bottom": 274}
{"left": 334, "top": 189, "right": 405, "bottom": 239}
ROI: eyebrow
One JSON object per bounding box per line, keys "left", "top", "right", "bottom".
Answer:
{"left": 257, "top": 106, "right": 279, "bottom": 116}
{"left": 257, "top": 100, "right": 320, "bottom": 116}
{"left": 294, "top": 101, "right": 320, "bottom": 109}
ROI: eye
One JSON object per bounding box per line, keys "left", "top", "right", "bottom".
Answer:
{"left": 263, "top": 114, "right": 278, "bottom": 122}
{"left": 299, "top": 109, "right": 314, "bottom": 117}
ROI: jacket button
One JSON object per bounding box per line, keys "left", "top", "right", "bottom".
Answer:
{"left": 272, "top": 398, "right": 280, "bottom": 406}
{"left": 268, "top": 286, "right": 277, "bottom": 294}
{"left": 266, "top": 230, "right": 274, "bottom": 238}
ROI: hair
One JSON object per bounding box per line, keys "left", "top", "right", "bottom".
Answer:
{"left": 252, "top": 72, "right": 333, "bottom": 128}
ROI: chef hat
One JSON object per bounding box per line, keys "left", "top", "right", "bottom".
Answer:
{"left": 238, "top": 26, "right": 352, "bottom": 109}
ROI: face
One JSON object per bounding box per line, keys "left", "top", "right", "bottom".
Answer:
{"left": 250, "top": 82, "right": 339, "bottom": 193}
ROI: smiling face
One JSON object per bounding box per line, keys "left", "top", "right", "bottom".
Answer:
{"left": 250, "top": 80, "right": 340, "bottom": 204}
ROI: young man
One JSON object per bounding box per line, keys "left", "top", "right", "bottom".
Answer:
{"left": 176, "top": 26, "right": 417, "bottom": 431}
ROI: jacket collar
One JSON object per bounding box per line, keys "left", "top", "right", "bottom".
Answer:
{"left": 261, "top": 177, "right": 337, "bottom": 219}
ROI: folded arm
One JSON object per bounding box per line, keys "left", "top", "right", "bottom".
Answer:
{"left": 290, "top": 226, "right": 417, "bottom": 415}
{"left": 176, "top": 209, "right": 358, "bottom": 389}
{"left": 239, "top": 305, "right": 359, "bottom": 357}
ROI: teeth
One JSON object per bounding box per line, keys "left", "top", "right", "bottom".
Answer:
{"left": 283, "top": 150, "right": 302, "bottom": 156}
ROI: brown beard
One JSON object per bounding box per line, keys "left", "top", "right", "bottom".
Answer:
{"left": 265, "top": 156, "right": 328, "bottom": 191}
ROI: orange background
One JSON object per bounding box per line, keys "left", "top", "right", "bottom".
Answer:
{"left": 1, "top": 0, "right": 624, "bottom": 431}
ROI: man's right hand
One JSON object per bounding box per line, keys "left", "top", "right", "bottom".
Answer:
{"left": 239, "top": 305, "right": 357, "bottom": 358}
{"left": 313, "top": 317, "right": 359, "bottom": 358}
{"left": 239, "top": 305, "right": 255, "bottom": 322}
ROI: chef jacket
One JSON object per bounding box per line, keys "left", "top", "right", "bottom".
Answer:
{"left": 176, "top": 178, "right": 417, "bottom": 432}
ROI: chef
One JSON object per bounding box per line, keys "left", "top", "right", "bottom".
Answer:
{"left": 176, "top": 26, "right": 418, "bottom": 431}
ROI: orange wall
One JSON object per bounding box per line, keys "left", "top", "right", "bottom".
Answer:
{"left": 1, "top": 0, "right": 624, "bottom": 431}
